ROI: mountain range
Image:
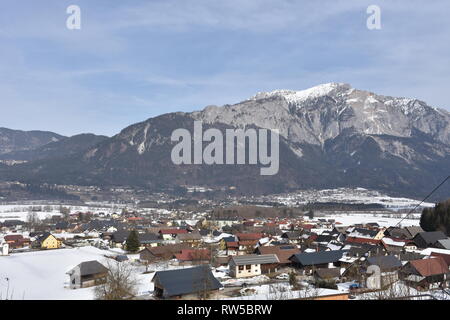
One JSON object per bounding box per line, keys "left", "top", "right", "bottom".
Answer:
{"left": 1, "top": 83, "right": 449, "bottom": 200}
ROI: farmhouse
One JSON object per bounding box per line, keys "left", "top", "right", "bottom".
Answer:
{"left": 229, "top": 254, "right": 279, "bottom": 278}
{"left": 67, "top": 260, "right": 108, "bottom": 289}
{"left": 289, "top": 250, "right": 347, "bottom": 274}
{"left": 413, "top": 231, "right": 448, "bottom": 248}
{"left": 401, "top": 257, "right": 450, "bottom": 289}
{"left": 32, "top": 232, "right": 61, "bottom": 249}
{"left": 152, "top": 265, "right": 222, "bottom": 299}
{"left": 4, "top": 234, "right": 30, "bottom": 249}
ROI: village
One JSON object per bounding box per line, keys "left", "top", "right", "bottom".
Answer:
{"left": 0, "top": 199, "right": 449, "bottom": 301}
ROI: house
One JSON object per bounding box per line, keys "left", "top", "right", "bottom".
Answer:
{"left": 67, "top": 260, "right": 108, "bottom": 289}
{"left": 225, "top": 241, "right": 239, "bottom": 256}
{"left": 159, "top": 228, "right": 188, "bottom": 241}
{"left": 384, "top": 227, "right": 410, "bottom": 239}
{"left": 152, "top": 265, "right": 223, "bottom": 299}
{"left": 32, "top": 232, "right": 61, "bottom": 249}
{"left": 238, "top": 240, "right": 258, "bottom": 254}
{"left": 365, "top": 255, "right": 402, "bottom": 287}
{"left": 404, "top": 226, "right": 424, "bottom": 239}
{"left": 109, "top": 230, "right": 130, "bottom": 248}
{"left": 110, "top": 231, "right": 162, "bottom": 249}
{"left": 139, "top": 243, "right": 191, "bottom": 262}
{"left": 289, "top": 250, "right": 347, "bottom": 274}
{"left": 281, "top": 231, "right": 303, "bottom": 244}
{"left": 138, "top": 233, "right": 162, "bottom": 248}
{"left": 347, "top": 228, "right": 383, "bottom": 240}
{"left": 229, "top": 254, "right": 280, "bottom": 278}
{"left": 235, "top": 233, "right": 263, "bottom": 242}
{"left": 219, "top": 236, "right": 237, "bottom": 250}
{"left": 55, "top": 221, "right": 72, "bottom": 232}
{"left": 401, "top": 256, "right": 450, "bottom": 289}
{"left": 175, "top": 232, "right": 202, "bottom": 247}
{"left": 255, "top": 245, "right": 300, "bottom": 267}
{"left": 413, "top": 231, "right": 448, "bottom": 248}
{"left": 175, "top": 249, "right": 211, "bottom": 263}
{"left": 381, "top": 237, "right": 409, "bottom": 253}
{"left": 314, "top": 234, "right": 335, "bottom": 244}
{"left": 345, "top": 236, "right": 381, "bottom": 246}
{"left": 4, "top": 234, "right": 31, "bottom": 249}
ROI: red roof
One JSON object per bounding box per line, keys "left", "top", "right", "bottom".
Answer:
{"left": 410, "top": 257, "right": 449, "bottom": 277}
{"left": 226, "top": 241, "right": 239, "bottom": 248}
{"left": 175, "top": 249, "right": 210, "bottom": 261}
{"left": 159, "top": 229, "right": 188, "bottom": 235}
{"left": 127, "top": 217, "right": 143, "bottom": 221}
{"left": 236, "top": 233, "right": 263, "bottom": 241}
{"left": 4, "top": 234, "right": 24, "bottom": 242}
{"left": 346, "top": 237, "right": 381, "bottom": 245}
{"left": 238, "top": 240, "right": 258, "bottom": 246}
{"left": 430, "top": 252, "right": 450, "bottom": 267}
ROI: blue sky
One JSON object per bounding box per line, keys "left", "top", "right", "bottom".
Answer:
{"left": 1, "top": 0, "right": 450, "bottom": 136}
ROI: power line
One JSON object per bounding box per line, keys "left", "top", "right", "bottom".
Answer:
{"left": 394, "top": 175, "right": 450, "bottom": 228}
{"left": 340, "top": 175, "right": 450, "bottom": 279}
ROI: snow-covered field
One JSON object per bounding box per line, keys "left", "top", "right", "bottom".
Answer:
{"left": 0, "top": 246, "right": 208, "bottom": 300}
{"left": 0, "top": 246, "right": 155, "bottom": 300}
{"left": 0, "top": 203, "right": 121, "bottom": 222}
{"left": 321, "top": 213, "right": 421, "bottom": 228}
{"left": 271, "top": 188, "right": 435, "bottom": 210}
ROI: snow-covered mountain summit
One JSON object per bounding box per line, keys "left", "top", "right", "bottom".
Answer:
{"left": 194, "top": 83, "right": 450, "bottom": 146}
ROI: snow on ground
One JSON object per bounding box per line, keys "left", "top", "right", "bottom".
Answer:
{"left": 271, "top": 188, "right": 434, "bottom": 210}
{"left": 320, "top": 213, "right": 421, "bottom": 228}
{"left": 0, "top": 246, "right": 156, "bottom": 300}
{"left": 221, "top": 275, "right": 270, "bottom": 287}
{"left": 224, "top": 282, "right": 348, "bottom": 300}
{"left": 0, "top": 203, "right": 122, "bottom": 222}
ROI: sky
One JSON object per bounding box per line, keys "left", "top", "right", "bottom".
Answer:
{"left": 0, "top": 0, "right": 449, "bottom": 137}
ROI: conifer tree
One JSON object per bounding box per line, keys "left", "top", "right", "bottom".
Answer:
{"left": 125, "top": 230, "right": 140, "bottom": 253}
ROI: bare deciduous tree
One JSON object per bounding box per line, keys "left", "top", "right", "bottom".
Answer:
{"left": 94, "top": 260, "right": 139, "bottom": 300}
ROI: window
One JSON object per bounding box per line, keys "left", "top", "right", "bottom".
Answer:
{"left": 238, "top": 265, "right": 244, "bottom": 271}
{"left": 246, "top": 265, "right": 251, "bottom": 270}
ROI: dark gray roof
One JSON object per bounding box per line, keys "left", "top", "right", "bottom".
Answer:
{"left": 77, "top": 260, "right": 108, "bottom": 276}
{"left": 404, "top": 226, "right": 424, "bottom": 238}
{"left": 230, "top": 254, "right": 279, "bottom": 266}
{"left": 139, "top": 233, "right": 160, "bottom": 243}
{"left": 177, "top": 232, "right": 202, "bottom": 241}
{"left": 290, "top": 250, "right": 347, "bottom": 266}
{"left": 35, "top": 232, "right": 53, "bottom": 243}
{"left": 55, "top": 221, "right": 70, "bottom": 229}
{"left": 152, "top": 265, "right": 222, "bottom": 297}
{"left": 398, "top": 252, "right": 424, "bottom": 262}
{"left": 436, "top": 239, "right": 450, "bottom": 250}
{"left": 315, "top": 235, "right": 334, "bottom": 243}
{"left": 414, "top": 231, "right": 447, "bottom": 245}
{"left": 282, "top": 231, "right": 302, "bottom": 239}
{"left": 110, "top": 230, "right": 130, "bottom": 243}
{"left": 314, "top": 268, "right": 341, "bottom": 279}
{"left": 212, "top": 230, "right": 222, "bottom": 237}
{"left": 366, "top": 255, "right": 402, "bottom": 271}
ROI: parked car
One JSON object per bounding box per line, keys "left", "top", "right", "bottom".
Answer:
{"left": 276, "top": 273, "right": 289, "bottom": 280}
